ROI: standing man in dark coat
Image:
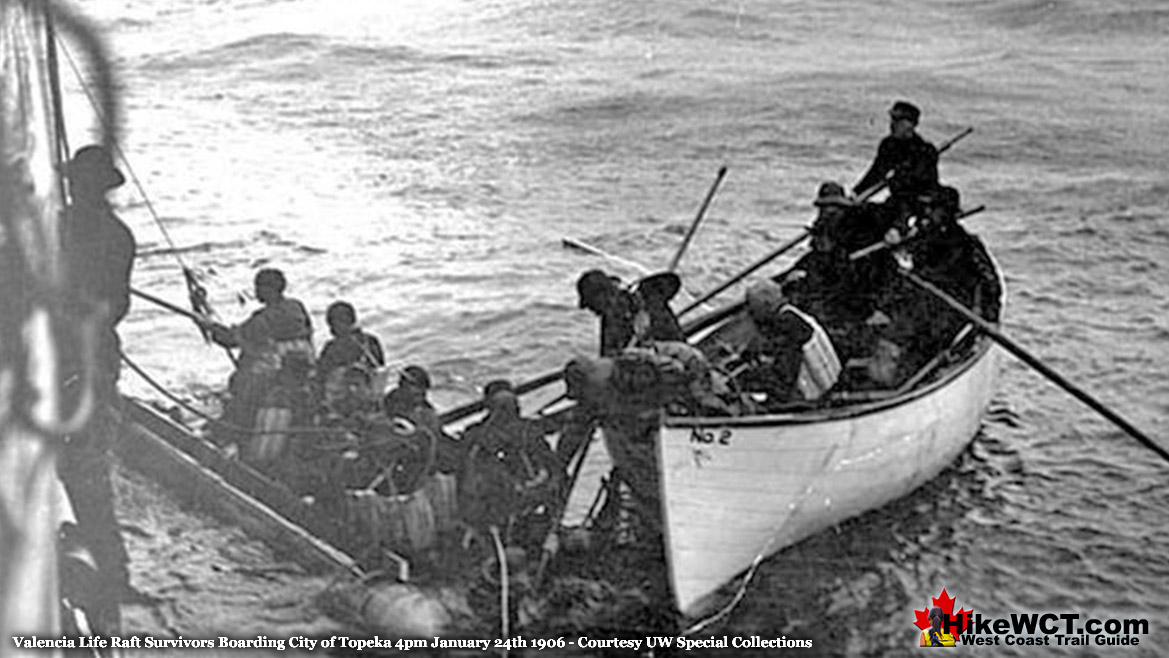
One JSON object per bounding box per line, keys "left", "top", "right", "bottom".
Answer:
{"left": 58, "top": 144, "right": 137, "bottom": 632}
{"left": 576, "top": 269, "right": 685, "bottom": 357}
{"left": 577, "top": 269, "right": 639, "bottom": 357}
{"left": 854, "top": 100, "right": 939, "bottom": 229}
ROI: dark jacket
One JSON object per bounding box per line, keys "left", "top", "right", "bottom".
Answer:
{"left": 854, "top": 133, "right": 939, "bottom": 200}
{"left": 63, "top": 201, "right": 136, "bottom": 383}
{"left": 597, "top": 288, "right": 639, "bottom": 356}
{"left": 317, "top": 328, "right": 385, "bottom": 382}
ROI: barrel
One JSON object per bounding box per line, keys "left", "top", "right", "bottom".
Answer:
{"left": 347, "top": 488, "right": 438, "bottom": 554}
{"left": 250, "top": 406, "right": 291, "bottom": 463}
{"left": 422, "top": 473, "right": 459, "bottom": 533}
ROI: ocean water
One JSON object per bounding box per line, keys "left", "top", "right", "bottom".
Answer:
{"left": 59, "top": 0, "right": 1169, "bottom": 654}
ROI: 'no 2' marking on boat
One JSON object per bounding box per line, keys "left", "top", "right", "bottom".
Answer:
{"left": 690, "top": 427, "right": 732, "bottom": 445}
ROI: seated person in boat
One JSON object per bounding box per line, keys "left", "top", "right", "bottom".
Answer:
{"left": 383, "top": 365, "right": 436, "bottom": 423}
{"left": 869, "top": 187, "right": 999, "bottom": 385}
{"left": 904, "top": 186, "right": 1000, "bottom": 323}
{"left": 738, "top": 280, "right": 841, "bottom": 407}
{"left": 782, "top": 181, "right": 892, "bottom": 360}
{"left": 577, "top": 269, "right": 685, "bottom": 356}
{"left": 459, "top": 384, "right": 561, "bottom": 551}
{"left": 317, "top": 300, "right": 386, "bottom": 414}
{"left": 202, "top": 268, "right": 315, "bottom": 460}
{"left": 383, "top": 365, "right": 462, "bottom": 473}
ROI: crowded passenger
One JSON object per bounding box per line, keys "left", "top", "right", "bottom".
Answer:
{"left": 577, "top": 269, "right": 637, "bottom": 356}
{"left": 318, "top": 301, "right": 386, "bottom": 385}
{"left": 739, "top": 280, "right": 841, "bottom": 407}
{"left": 867, "top": 186, "right": 1000, "bottom": 383}
{"left": 58, "top": 144, "right": 138, "bottom": 631}
{"left": 383, "top": 365, "right": 462, "bottom": 473}
{"left": 782, "top": 181, "right": 891, "bottom": 360}
{"left": 459, "top": 382, "right": 561, "bottom": 551}
{"left": 630, "top": 272, "right": 686, "bottom": 344}
{"left": 203, "top": 268, "right": 315, "bottom": 462}
{"left": 317, "top": 301, "right": 386, "bottom": 419}
{"left": 576, "top": 269, "right": 685, "bottom": 356}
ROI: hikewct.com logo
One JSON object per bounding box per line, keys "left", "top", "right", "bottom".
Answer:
{"left": 914, "top": 588, "right": 1150, "bottom": 649}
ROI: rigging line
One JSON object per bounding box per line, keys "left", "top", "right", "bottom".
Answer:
{"left": 680, "top": 476, "right": 825, "bottom": 637}
{"left": 55, "top": 35, "right": 187, "bottom": 268}
{"left": 44, "top": 4, "right": 71, "bottom": 198}
{"left": 56, "top": 30, "right": 233, "bottom": 359}
{"left": 119, "top": 353, "right": 348, "bottom": 439}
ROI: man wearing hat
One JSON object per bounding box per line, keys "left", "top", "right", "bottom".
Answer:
{"left": 576, "top": 269, "right": 638, "bottom": 356}
{"left": 382, "top": 365, "right": 464, "bottom": 472}
{"left": 853, "top": 100, "right": 939, "bottom": 224}
{"left": 58, "top": 144, "right": 137, "bottom": 631}
{"left": 741, "top": 280, "right": 841, "bottom": 405}
{"left": 780, "top": 182, "right": 892, "bottom": 360}
{"left": 383, "top": 365, "right": 436, "bottom": 423}
{"left": 459, "top": 381, "right": 560, "bottom": 550}
{"left": 62, "top": 144, "right": 135, "bottom": 380}
{"left": 576, "top": 269, "right": 685, "bottom": 357}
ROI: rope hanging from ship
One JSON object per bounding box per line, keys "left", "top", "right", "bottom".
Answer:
{"left": 56, "top": 28, "right": 235, "bottom": 364}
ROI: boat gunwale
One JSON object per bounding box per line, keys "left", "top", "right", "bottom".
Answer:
{"left": 663, "top": 232, "right": 1006, "bottom": 430}
{"left": 662, "top": 334, "right": 994, "bottom": 429}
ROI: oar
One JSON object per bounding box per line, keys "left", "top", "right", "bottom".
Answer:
{"left": 534, "top": 426, "right": 594, "bottom": 585}
{"left": 681, "top": 126, "right": 978, "bottom": 317}
{"left": 131, "top": 287, "right": 239, "bottom": 365}
{"left": 561, "top": 237, "right": 705, "bottom": 302}
{"left": 854, "top": 126, "right": 975, "bottom": 201}
{"left": 676, "top": 229, "right": 810, "bottom": 317}
{"left": 561, "top": 237, "right": 652, "bottom": 276}
{"left": 444, "top": 129, "right": 979, "bottom": 427}
{"left": 899, "top": 269, "right": 1164, "bottom": 461}
{"left": 131, "top": 287, "right": 206, "bottom": 322}
{"left": 438, "top": 370, "right": 564, "bottom": 425}
{"left": 848, "top": 205, "right": 987, "bottom": 261}
{"left": 668, "top": 166, "right": 727, "bottom": 273}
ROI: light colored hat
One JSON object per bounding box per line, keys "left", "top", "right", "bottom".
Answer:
{"left": 745, "top": 280, "right": 787, "bottom": 318}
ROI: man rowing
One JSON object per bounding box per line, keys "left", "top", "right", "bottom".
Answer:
{"left": 871, "top": 186, "right": 1001, "bottom": 383}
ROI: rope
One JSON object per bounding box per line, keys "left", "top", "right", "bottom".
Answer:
{"left": 58, "top": 34, "right": 232, "bottom": 362}
{"left": 679, "top": 535, "right": 778, "bottom": 636}
{"left": 57, "top": 39, "right": 187, "bottom": 266}
{"left": 488, "top": 525, "right": 510, "bottom": 656}
{"left": 680, "top": 478, "right": 824, "bottom": 637}
{"left": 119, "top": 353, "right": 349, "bottom": 440}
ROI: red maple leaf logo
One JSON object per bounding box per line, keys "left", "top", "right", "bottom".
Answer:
{"left": 914, "top": 588, "right": 971, "bottom": 642}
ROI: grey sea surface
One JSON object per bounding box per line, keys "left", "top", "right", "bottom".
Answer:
{"left": 66, "top": 0, "right": 1169, "bottom": 654}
